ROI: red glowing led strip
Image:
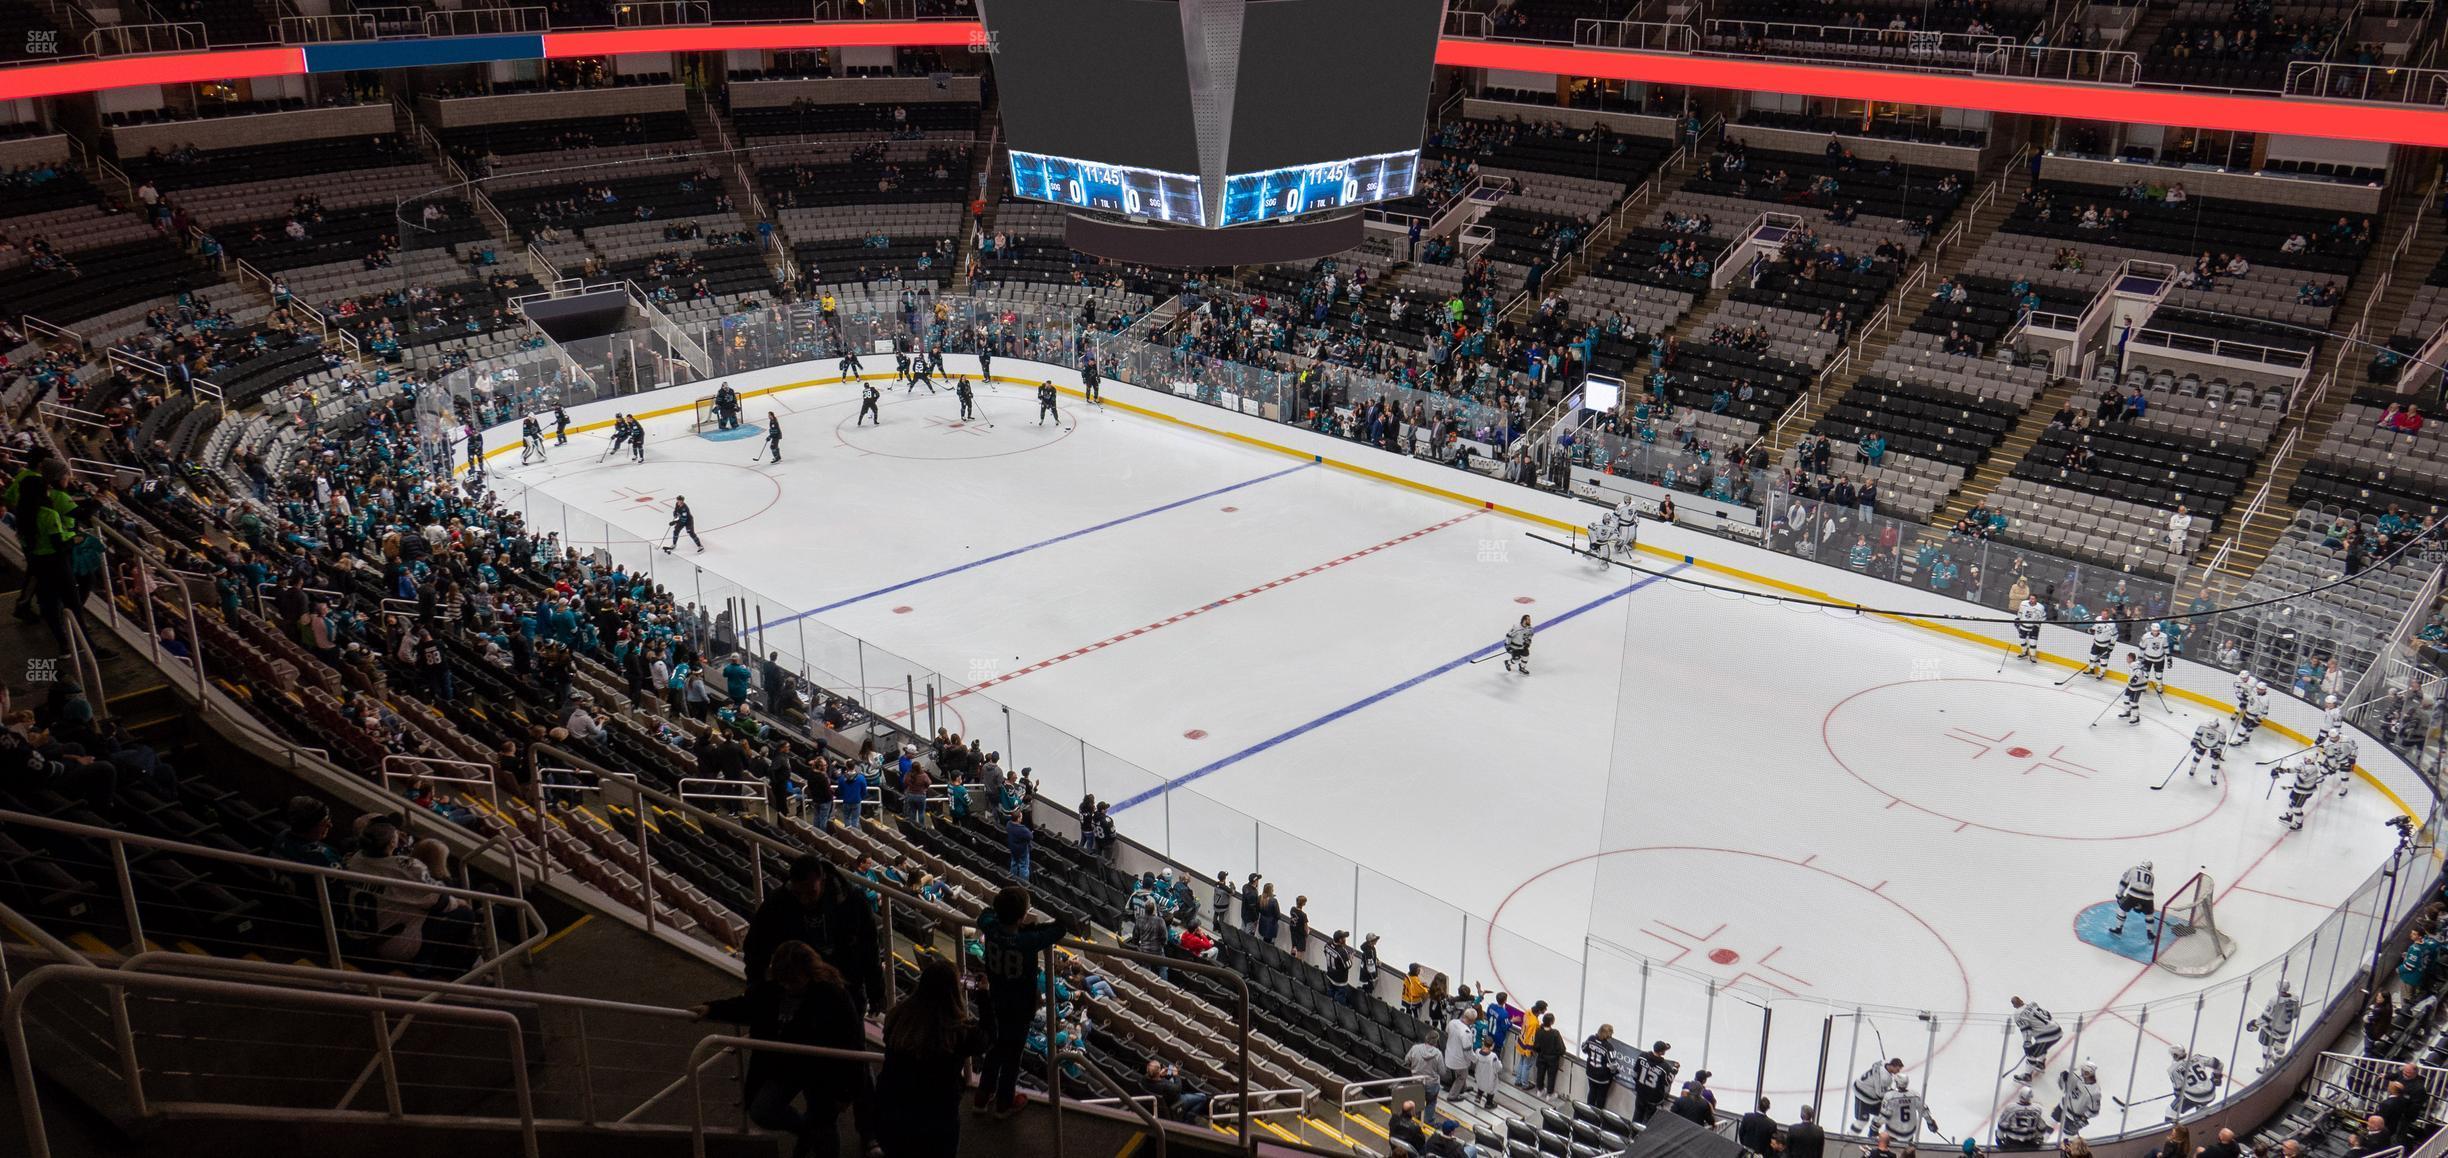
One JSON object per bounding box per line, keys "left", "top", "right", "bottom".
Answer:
{"left": 1, "top": 26, "right": 2444, "bottom": 149}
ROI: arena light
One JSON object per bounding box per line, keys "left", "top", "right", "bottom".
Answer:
{"left": 0, "top": 47, "right": 305, "bottom": 102}
{"left": 1435, "top": 39, "right": 2448, "bottom": 149}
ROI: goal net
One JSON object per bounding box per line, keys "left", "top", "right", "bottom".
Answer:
{"left": 2151, "top": 873, "right": 2237, "bottom": 976}
{"left": 691, "top": 394, "right": 725, "bottom": 434}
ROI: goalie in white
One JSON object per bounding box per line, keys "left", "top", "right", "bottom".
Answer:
{"left": 2053, "top": 1064, "right": 2102, "bottom": 1138}
{"left": 1995, "top": 1086, "right": 2053, "bottom": 1149}
{"left": 2108, "top": 861, "right": 2157, "bottom": 938}
{"left": 2275, "top": 756, "right": 2322, "bottom": 831}
{"left": 1879, "top": 1075, "right": 1940, "bottom": 1144}
{"left": 2165, "top": 1045, "right": 2223, "bottom": 1119}
{"left": 2184, "top": 718, "right": 2226, "bottom": 786}
{"left": 2008, "top": 996, "right": 2063, "bottom": 1082}
{"left": 1586, "top": 514, "right": 1619, "bottom": 563}
{"left": 2246, "top": 981, "right": 2298, "bottom": 1072}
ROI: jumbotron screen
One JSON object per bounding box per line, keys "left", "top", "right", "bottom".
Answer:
{"left": 981, "top": 0, "right": 1445, "bottom": 230}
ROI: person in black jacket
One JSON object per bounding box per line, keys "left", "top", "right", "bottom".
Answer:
{"left": 974, "top": 886, "right": 1070, "bottom": 1117}
{"left": 1786, "top": 1105, "right": 1826, "bottom": 1158}
{"left": 1739, "top": 1097, "right": 1778, "bottom": 1156}
{"left": 745, "top": 855, "right": 885, "bottom": 1015}
{"left": 1631, "top": 1040, "right": 1678, "bottom": 1122}
{"left": 875, "top": 958, "right": 981, "bottom": 1158}
{"left": 693, "top": 940, "right": 868, "bottom": 1158}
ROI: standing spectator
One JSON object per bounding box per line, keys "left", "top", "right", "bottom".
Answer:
{"left": 1004, "top": 814, "right": 1033, "bottom": 881}
{"left": 692, "top": 941, "right": 867, "bottom": 1158}
{"left": 2167, "top": 505, "right": 2193, "bottom": 554}
{"left": 1211, "top": 871, "right": 1232, "bottom": 930}
{"left": 1470, "top": 1038, "right": 1504, "bottom": 1109}
{"left": 1533, "top": 1014, "right": 1567, "bottom": 1096}
{"left": 1787, "top": 1105, "right": 1826, "bottom": 1158}
{"left": 1288, "top": 895, "right": 1311, "bottom": 956}
{"left": 839, "top": 761, "right": 868, "bottom": 830}
{"left": 1357, "top": 934, "right": 1381, "bottom": 999}
{"left": 1322, "top": 931, "right": 1355, "bottom": 1006}
{"left": 1740, "top": 1097, "right": 1778, "bottom": 1156}
{"left": 744, "top": 855, "right": 885, "bottom": 1015}
{"left": 876, "top": 958, "right": 980, "bottom": 1157}
{"left": 1673, "top": 1072, "right": 1718, "bottom": 1126}
{"left": 1514, "top": 1000, "right": 1547, "bottom": 1087}
{"left": 1442, "top": 1006, "right": 1480, "bottom": 1096}
{"left": 1256, "top": 884, "right": 1282, "bottom": 943}
{"left": 1404, "top": 1036, "right": 1445, "bottom": 1117}
{"left": 1582, "top": 1024, "right": 1621, "bottom": 1111}
{"left": 1239, "top": 874, "right": 1262, "bottom": 935}
{"left": 1401, "top": 964, "right": 1429, "bottom": 1017}
{"left": 973, "top": 887, "right": 1070, "bottom": 1117}
{"left": 1632, "top": 1040, "right": 1677, "bottom": 1122}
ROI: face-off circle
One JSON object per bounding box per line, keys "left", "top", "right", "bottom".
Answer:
{"left": 833, "top": 395, "right": 1073, "bottom": 461}
{"left": 1823, "top": 678, "right": 2219, "bottom": 840}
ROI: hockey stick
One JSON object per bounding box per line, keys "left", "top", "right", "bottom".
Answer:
{"left": 2056, "top": 663, "right": 2094, "bottom": 687}
{"left": 2088, "top": 693, "right": 2125, "bottom": 728}
{"left": 2255, "top": 742, "right": 2315, "bottom": 767}
{"left": 2108, "top": 1092, "right": 2174, "bottom": 1110}
{"left": 2148, "top": 751, "right": 2188, "bottom": 791}
{"left": 1468, "top": 651, "right": 1503, "bottom": 665}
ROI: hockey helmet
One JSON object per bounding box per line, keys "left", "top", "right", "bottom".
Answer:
{"left": 2139, "top": 860, "right": 2153, "bottom": 871}
{"left": 2079, "top": 1062, "right": 2097, "bottom": 1078}
{"left": 2275, "top": 980, "right": 2291, "bottom": 996}
{"left": 2169, "top": 1044, "right": 2187, "bottom": 1059}
{"left": 1894, "top": 1075, "right": 1910, "bottom": 1092}
{"left": 2016, "top": 1086, "right": 2035, "bottom": 1104}
{"left": 2325, "top": 694, "right": 2340, "bottom": 707}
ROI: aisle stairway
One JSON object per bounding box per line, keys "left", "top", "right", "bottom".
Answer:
{"left": 2199, "top": 181, "right": 2448, "bottom": 583}
{"left": 1932, "top": 371, "right": 2095, "bottom": 526}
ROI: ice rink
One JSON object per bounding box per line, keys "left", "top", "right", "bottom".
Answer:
{"left": 489, "top": 359, "right": 2428, "bottom": 1136}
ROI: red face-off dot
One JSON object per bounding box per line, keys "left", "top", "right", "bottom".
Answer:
{"left": 1184, "top": 729, "right": 1208, "bottom": 740}
{"left": 2007, "top": 746, "right": 2034, "bottom": 758}
{"left": 1515, "top": 596, "right": 1536, "bottom": 604}
{"left": 1708, "top": 948, "right": 1742, "bottom": 966}
{"left": 892, "top": 606, "right": 914, "bottom": 614}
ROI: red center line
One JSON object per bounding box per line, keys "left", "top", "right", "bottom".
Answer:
{"left": 892, "top": 511, "right": 1482, "bottom": 718}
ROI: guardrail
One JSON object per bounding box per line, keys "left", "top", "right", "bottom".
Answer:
{"left": 277, "top": 13, "right": 377, "bottom": 43}
{"left": 1701, "top": 19, "right": 2008, "bottom": 68}
{"left": 84, "top": 20, "right": 204, "bottom": 57}
{"left": 6, "top": 966, "right": 541, "bottom": 1158}
{"left": 613, "top": 0, "right": 712, "bottom": 26}
{"left": 1974, "top": 42, "right": 2142, "bottom": 85}
{"left": 424, "top": 6, "right": 548, "bottom": 37}
{"left": 1575, "top": 17, "right": 1698, "bottom": 52}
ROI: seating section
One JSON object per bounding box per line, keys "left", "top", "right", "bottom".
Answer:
{"left": 1735, "top": 110, "right": 1988, "bottom": 149}
{"left": 2131, "top": 0, "right": 2353, "bottom": 92}
{"left": 1702, "top": 0, "right": 2046, "bottom": 69}
{"left": 2008, "top": 180, "right": 2374, "bottom": 276}
{"left": 2292, "top": 390, "right": 2448, "bottom": 515}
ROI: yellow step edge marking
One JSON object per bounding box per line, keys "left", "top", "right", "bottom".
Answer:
{"left": 1302, "top": 1115, "right": 1362, "bottom": 1147}
{"left": 523, "top": 913, "right": 594, "bottom": 956}
{"left": 1114, "top": 1132, "right": 1146, "bottom": 1158}
{"left": 1344, "top": 1110, "right": 1391, "bottom": 1139}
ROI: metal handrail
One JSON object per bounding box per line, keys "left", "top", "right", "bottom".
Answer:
{"left": 686, "top": 1034, "right": 883, "bottom": 1158}
{"left": 5, "top": 965, "right": 539, "bottom": 1158}
{"left": 0, "top": 807, "right": 546, "bottom": 980}
{"left": 528, "top": 738, "right": 1258, "bottom": 1147}
{"left": 1064, "top": 1047, "right": 1170, "bottom": 1156}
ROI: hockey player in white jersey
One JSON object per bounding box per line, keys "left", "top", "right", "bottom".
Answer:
{"left": 2230, "top": 677, "right": 2270, "bottom": 746}
{"left": 2276, "top": 756, "right": 2322, "bottom": 830}
{"left": 2053, "top": 1064, "right": 2103, "bottom": 1138}
{"left": 1851, "top": 1058, "right": 1906, "bottom": 1136}
{"left": 1995, "top": 1086, "right": 2053, "bottom": 1149}
{"left": 2115, "top": 653, "right": 2149, "bottom": 724}
{"left": 2185, "top": 718, "right": 2226, "bottom": 786}
{"left": 1616, "top": 501, "right": 1640, "bottom": 554}
{"left": 2165, "top": 1045, "right": 2222, "bottom": 1119}
{"left": 1502, "top": 614, "right": 1534, "bottom": 675}
{"left": 1880, "top": 1075, "right": 1940, "bottom": 1143}
{"left": 1587, "top": 515, "right": 1617, "bottom": 563}
{"left": 2008, "top": 996, "right": 2063, "bottom": 1082}
{"left": 2323, "top": 735, "right": 2358, "bottom": 798}
{"left": 2137, "top": 624, "right": 2171, "bottom": 690}
{"left": 2081, "top": 620, "right": 2118, "bottom": 679}
{"left": 2246, "top": 981, "right": 2298, "bottom": 1072}
{"left": 2014, "top": 596, "right": 2047, "bottom": 663}
{"left": 2316, "top": 694, "right": 2347, "bottom": 745}
{"left": 2109, "top": 862, "right": 2157, "bottom": 938}
{"left": 1615, "top": 494, "right": 1642, "bottom": 531}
